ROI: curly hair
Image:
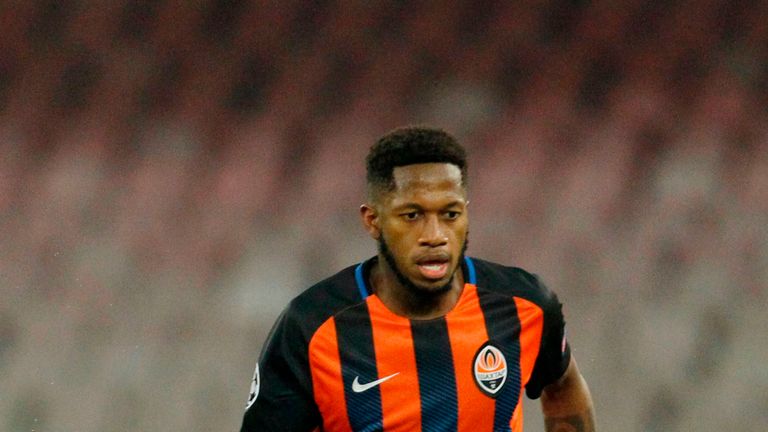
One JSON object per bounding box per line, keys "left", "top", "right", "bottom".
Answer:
{"left": 366, "top": 126, "right": 467, "bottom": 200}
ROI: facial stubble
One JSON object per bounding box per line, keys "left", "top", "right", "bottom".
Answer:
{"left": 377, "top": 233, "right": 469, "bottom": 301}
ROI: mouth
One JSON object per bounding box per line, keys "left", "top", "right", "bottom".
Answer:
{"left": 415, "top": 255, "right": 450, "bottom": 280}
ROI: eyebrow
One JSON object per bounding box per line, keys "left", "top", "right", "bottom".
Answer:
{"left": 392, "top": 200, "right": 464, "bottom": 211}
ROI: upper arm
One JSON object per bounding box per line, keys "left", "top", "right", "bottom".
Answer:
{"left": 543, "top": 355, "right": 579, "bottom": 397}
{"left": 524, "top": 277, "right": 571, "bottom": 399}
{"left": 240, "top": 309, "right": 321, "bottom": 432}
{"left": 540, "top": 356, "right": 594, "bottom": 420}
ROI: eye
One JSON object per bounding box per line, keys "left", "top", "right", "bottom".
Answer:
{"left": 402, "top": 211, "right": 420, "bottom": 221}
{"left": 445, "top": 211, "right": 461, "bottom": 220}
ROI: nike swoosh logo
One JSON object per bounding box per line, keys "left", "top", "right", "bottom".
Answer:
{"left": 351, "top": 372, "right": 400, "bottom": 393}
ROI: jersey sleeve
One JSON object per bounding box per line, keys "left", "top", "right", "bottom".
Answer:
{"left": 240, "top": 306, "right": 321, "bottom": 431}
{"left": 524, "top": 276, "right": 571, "bottom": 399}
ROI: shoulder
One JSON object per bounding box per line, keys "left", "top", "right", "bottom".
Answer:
{"left": 280, "top": 262, "right": 367, "bottom": 339}
{"left": 469, "top": 257, "right": 561, "bottom": 309}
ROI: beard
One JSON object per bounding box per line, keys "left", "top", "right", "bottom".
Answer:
{"left": 377, "top": 233, "right": 469, "bottom": 300}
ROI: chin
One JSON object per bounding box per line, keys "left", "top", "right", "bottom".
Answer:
{"left": 411, "top": 276, "right": 454, "bottom": 295}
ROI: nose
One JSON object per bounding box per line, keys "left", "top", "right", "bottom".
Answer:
{"left": 419, "top": 214, "right": 448, "bottom": 247}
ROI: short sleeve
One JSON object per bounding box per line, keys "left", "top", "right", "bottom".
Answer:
{"left": 240, "top": 307, "right": 321, "bottom": 431}
{"left": 524, "top": 278, "right": 571, "bottom": 399}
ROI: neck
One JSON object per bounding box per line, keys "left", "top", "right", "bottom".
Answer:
{"left": 370, "top": 255, "right": 465, "bottom": 320}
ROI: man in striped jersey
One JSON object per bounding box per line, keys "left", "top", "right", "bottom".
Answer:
{"left": 240, "top": 126, "right": 595, "bottom": 432}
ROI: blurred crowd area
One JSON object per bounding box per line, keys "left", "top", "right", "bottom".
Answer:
{"left": 1, "top": 0, "right": 767, "bottom": 431}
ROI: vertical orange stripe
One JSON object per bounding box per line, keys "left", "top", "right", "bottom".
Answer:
{"left": 445, "top": 284, "right": 496, "bottom": 432}
{"left": 367, "top": 295, "right": 422, "bottom": 432}
{"left": 309, "top": 318, "right": 353, "bottom": 432}
{"left": 512, "top": 297, "right": 544, "bottom": 388}
{"left": 510, "top": 398, "right": 524, "bottom": 432}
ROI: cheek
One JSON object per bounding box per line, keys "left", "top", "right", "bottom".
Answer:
{"left": 382, "top": 225, "right": 417, "bottom": 253}
{"left": 451, "top": 221, "right": 469, "bottom": 240}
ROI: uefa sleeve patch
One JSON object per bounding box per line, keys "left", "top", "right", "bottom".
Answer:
{"left": 245, "top": 362, "right": 260, "bottom": 410}
{"left": 472, "top": 342, "right": 508, "bottom": 397}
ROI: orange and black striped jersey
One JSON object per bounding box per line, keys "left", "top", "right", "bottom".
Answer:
{"left": 241, "top": 256, "right": 571, "bottom": 432}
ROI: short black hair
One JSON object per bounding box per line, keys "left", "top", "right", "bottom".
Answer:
{"left": 366, "top": 126, "right": 467, "bottom": 200}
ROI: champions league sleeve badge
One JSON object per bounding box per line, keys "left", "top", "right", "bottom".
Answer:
{"left": 473, "top": 342, "right": 508, "bottom": 397}
{"left": 245, "top": 362, "right": 260, "bottom": 410}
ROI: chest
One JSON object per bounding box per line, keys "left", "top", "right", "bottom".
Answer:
{"left": 308, "top": 297, "right": 541, "bottom": 432}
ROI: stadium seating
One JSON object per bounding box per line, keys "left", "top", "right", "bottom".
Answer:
{"left": 0, "top": 1, "right": 766, "bottom": 430}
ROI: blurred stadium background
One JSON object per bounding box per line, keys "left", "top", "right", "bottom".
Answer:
{"left": 1, "top": 0, "right": 767, "bottom": 431}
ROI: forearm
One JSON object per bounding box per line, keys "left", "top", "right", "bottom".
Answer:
{"left": 541, "top": 358, "right": 595, "bottom": 432}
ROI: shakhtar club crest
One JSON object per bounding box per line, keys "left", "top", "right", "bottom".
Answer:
{"left": 473, "top": 343, "right": 508, "bottom": 397}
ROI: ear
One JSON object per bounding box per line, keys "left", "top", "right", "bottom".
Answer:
{"left": 360, "top": 204, "right": 381, "bottom": 240}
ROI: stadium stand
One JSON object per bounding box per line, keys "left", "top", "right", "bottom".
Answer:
{"left": 0, "top": 1, "right": 766, "bottom": 430}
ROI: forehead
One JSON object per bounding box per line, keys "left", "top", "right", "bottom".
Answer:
{"left": 388, "top": 163, "right": 464, "bottom": 201}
